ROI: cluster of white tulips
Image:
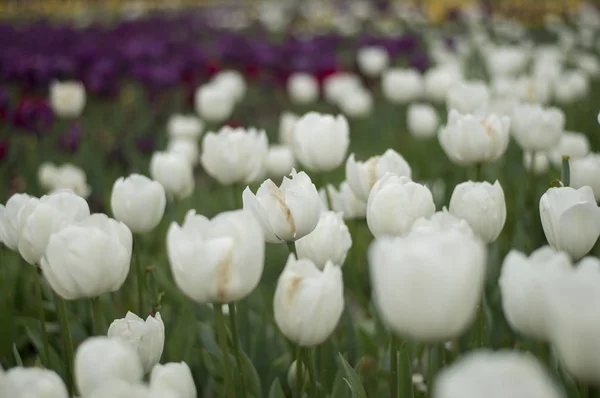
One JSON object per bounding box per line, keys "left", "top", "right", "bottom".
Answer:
{"left": 3, "top": 2, "right": 600, "bottom": 398}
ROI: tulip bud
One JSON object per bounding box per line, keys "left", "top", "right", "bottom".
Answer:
{"left": 200, "top": 126, "right": 269, "bottom": 185}
{"left": 292, "top": 112, "right": 350, "bottom": 172}
{"left": 410, "top": 208, "right": 474, "bottom": 237}
{"left": 111, "top": 174, "right": 166, "bottom": 234}
{"left": 338, "top": 88, "right": 373, "bottom": 118}
{"left": 548, "top": 131, "right": 590, "bottom": 167}
{"left": 266, "top": 145, "right": 295, "bottom": 180}
{"left": 369, "top": 230, "right": 486, "bottom": 341}
{"left": 279, "top": 112, "right": 298, "bottom": 147}
{"left": 7, "top": 367, "right": 68, "bottom": 398}
{"left": 150, "top": 362, "right": 197, "bottom": 398}
{"left": 295, "top": 211, "right": 352, "bottom": 269}
{"left": 41, "top": 213, "right": 132, "bottom": 299}
{"left": 167, "top": 209, "right": 264, "bottom": 303}
{"left": 407, "top": 103, "right": 439, "bottom": 139}
{"left": 75, "top": 336, "right": 144, "bottom": 397}
{"left": 194, "top": 83, "right": 235, "bottom": 123}
{"left": 37, "top": 162, "right": 90, "bottom": 198}
{"left": 0, "top": 193, "right": 32, "bottom": 250}
{"left": 243, "top": 169, "right": 321, "bottom": 243}
{"left": 49, "top": 80, "right": 86, "bottom": 118}
{"left": 449, "top": 180, "right": 507, "bottom": 243}
{"left": 287, "top": 360, "right": 307, "bottom": 389}
{"left": 424, "top": 65, "right": 463, "bottom": 103}
{"left": 438, "top": 110, "right": 510, "bottom": 166}
{"left": 381, "top": 68, "right": 423, "bottom": 104}
{"left": 108, "top": 312, "right": 165, "bottom": 374}
{"left": 167, "top": 114, "right": 203, "bottom": 141}
{"left": 367, "top": 174, "right": 435, "bottom": 238}
{"left": 570, "top": 153, "right": 600, "bottom": 201}
{"left": 274, "top": 254, "right": 344, "bottom": 346}
{"left": 287, "top": 73, "right": 319, "bottom": 104}
{"left": 432, "top": 350, "right": 563, "bottom": 398}
{"left": 523, "top": 152, "right": 550, "bottom": 175}
{"left": 539, "top": 186, "right": 600, "bottom": 260}
{"left": 511, "top": 104, "right": 565, "bottom": 151}
{"left": 446, "top": 81, "right": 489, "bottom": 114}
{"left": 150, "top": 151, "right": 195, "bottom": 200}
{"left": 167, "top": 138, "right": 199, "bottom": 167}
{"left": 357, "top": 46, "right": 390, "bottom": 77}
{"left": 17, "top": 190, "right": 90, "bottom": 265}
{"left": 211, "top": 70, "right": 246, "bottom": 103}
{"left": 326, "top": 181, "right": 367, "bottom": 220}
{"left": 88, "top": 379, "right": 149, "bottom": 398}
{"left": 323, "top": 73, "right": 362, "bottom": 105}
{"left": 346, "top": 149, "right": 412, "bottom": 201}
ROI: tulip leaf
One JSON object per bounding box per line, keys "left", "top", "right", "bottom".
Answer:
{"left": 12, "top": 344, "right": 23, "bottom": 367}
{"left": 201, "top": 349, "right": 224, "bottom": 379}
{"left": 267, "top": 378, "right": 286, "bottom": 398}
{"left": 337, "top": 353, "right": 367, "bottom": 398}
{"left": 239, "top": 349, "right": 262, "bottom": 398}
{"left": 23, "top": 323, "right": 65, "bottom": 379}
{"left": 331, "top": 368, "right": 348, "bottom": 398}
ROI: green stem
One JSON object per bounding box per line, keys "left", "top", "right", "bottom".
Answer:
{"left": 33, "top": 266, "right": 50, "bottom": 366}
{"left": 214, "top": 305, "right": 235, "bottom": 398}
{"left": 562, "top": 155, "right": 571, "bottom": 187}
{"left": 295, "top": 345, "right": 304, "bottom": 398}
{"left": 54, "top": 293, "right": 74, "bottom": 395}
{"left": 390, "top": 335, "right": 398, "bottom": 398}
{"left": 306, "top": 348, "right": 317, "bottom": 396}
{"left": 398, "top": 339, "right": 414, "bottom": 398}
{"left": 228, "top": 303, "right": 247, "bottom": 394}
{"left": 134, "top": 237, "right": 145, "bottom": 316}
{"left": 287, "top": 241, "right": 297, "bottom": 257}
{"left": 580, "top": 383, "right": 589, "bottom": 398}
{"left": 91, "top": 297, "right": 104, "bottom": 335}
{"left": 231, "top": 184, "right": 241, "bottom": 210}
{"left": 474, "top": 163, "right": 483, "bottom": 182}
{"left": 320, "top": 344, "right": 327, "bottom": 391}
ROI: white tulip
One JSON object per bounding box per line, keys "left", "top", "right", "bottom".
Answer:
{"left": 266, "top": 145, "right": 295, "bottom": 180}
{"left": 323, "top": 73, "right": 362, "bottom": 105}
{"left": 167, "top": 114, "right": 203, "bottom": 141}
{"left": 273, "top": 254, "right": 344, "bottom": 346}
{"left": 577, "top": 53, "right": 600, "bottom": 78}
{"left": 287, "top": 73, "right": 319, "bottom": 104}
{"left": 243, "top": 169, "right": 321, "bottom": 243}
{"left": 326, "top": 181, "right": 367, "bottom": 220}
{"left": 548, "top": 131, "right": 590, "bottom": 167}
{"left": 111, "top": 174, "right": 166, "bottom": 234}
{"left": 515, "top": 76, "right": 552, "bottom": 105}
{"left": 449, "top": 180, "right": 507, "bottom": 243}
{"left": 439, "top": 110, "right": 510, "bottom": 166}
{"left": 499, "top": 247, "right": 572, "bottom": 340}
{"left": 346, "top": 149, "right": 412, "bottom": 201}
{"left": 407, "top": 103, "right": 439, "bottom": 139}
{"left": 523, "top": 152, "right": 550, "bottom": 175}
{"left": 211, "top": 70, "right": 246, "bottom": 103}
{"left": 200, "top": 126, "right": 268, "bottom": 185}
{"left": 357, "top": 46, "right": 390, "bottom": 77}
{"left": 0, "top": 193, "right": 32, "bottom": 250}
{"left": 49, "top": 80, "right": 86, "bottom": 118}
{"left": 75, "top": 336, "right": 143, "bottom": 397}
{"left": 570, "top": 153, "right": 600, "bottom": 201}
{"left": 38, "top": 162, "right": 58, "bottom": 190}
{"left": 338, "top": 88, "right": 373, "bottom": 118}
{"left": 485, "top": 45, "right": 529, "bottom": 77}
{"left": 369, "top": 230, "right": 486, "bottom": 341}
{"left": 295, "top": 211, "right": 352, "bottom": 269}
{"left": 0, "top": 366, "right": 18, "bottom": 398}
{"left": 367, "top": 173, "right": 435, "bottom": 238}
{"left": 410, "top": 208, "right": 474, "bottom": 238}
{"left": 17, "top": 190, "right": 90, "bottom": 265}
{"left": 432, "top": 350, "right": 563, "bottom": 398}
{"left": 87, "top": 380, "right": 149, "bottom": 398}
{"left": 108, "top": 312, "right": 165, "bottom": 374}
{"left": 7, "top": 367, "right": 68, "bottom": 398}
{"left": 539, "top": 186, "right": 600, "bottom": 260}
{"left": 38, "top": 163, "right": 90, "bottom": 198}
{"left": 279, "top": 112, "right": 298, "bottom": 147}
{"left": 446, "top": 81, "right": 489, "bottom": 114}
{"left": 381, "top": 68, "right": 423, "bottom": 104}
{"left": 149, "top": 151, "right": 194, "bottom": 200}
{"left": 167, "top": 209, "right": 264, "bottom": 303}
{"left": 511, "top": 103, "right": 565, "bottom": 152}
{"left": 424, "top": 65, "right": 463, "bottom": 103}
{"left": 41, "top": 213, "right": 132, "bottom": 300}
{"left": 194, "top": 83, "right": 235, "bottom": 123}
{"left": 167, "top": 138, "right": 199, "bottom": 166}
{"left": 287, "top": 360, "right": 307, "bottom": 389}
{"left": 292, "top": 112, "right": 349, "bottom": 172}
{"left": 554, "top": 70, "right": 589, "bottom": 104}
{"left": 150, "top": 362, "right": 197, "bottom": 398}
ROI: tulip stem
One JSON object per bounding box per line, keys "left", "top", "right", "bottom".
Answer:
{"left": 91, "top": 297, "right": 104, "bottom": 335}
{"left": 580, "top": 383, "right": 589, "bottom": 398}
{"left": 228, "top": 303, "right": 247, "bottom": 394}
{"left": 286, "top": 241, "right": 297, "bottom": 257}
{"left": 33, "top": 266, "right": 50, "bottom": 366}
{"left": 295, "top": 345, "right": 304, "bottom": 398}
{"left": 54, "top": 293, "right": 74, "bottom": 395}
{"left": 214, "top": 304, "right": 235, "bottom": 398}
{"left": 134, "top": 238, "right": 145, "bottom": 315}
{"left": 474, "top": 163, "right": 483, "bottom": 182}
{"left": 306, "top": 347, "right": 318, "bottom": 396}
{"left": 390, "top": 335, "right": 398, "bottom": 398}
{"left": 561, "top": 155, "right": 571, "bottom": 187}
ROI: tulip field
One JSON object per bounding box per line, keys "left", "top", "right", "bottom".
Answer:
{"left": 2, "top": 1, "right": 600, "bottom": 397}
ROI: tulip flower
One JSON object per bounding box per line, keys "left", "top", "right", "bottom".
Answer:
{"left": 366, "top": 173, "right": 435, "bottom": 238}
{"left": 111, "top": 174, "right": 166, "bottom": 234}
{"left": 424, "top": 65, "right": 463, "bottom": 103}
{"left": 369, "top": 229, "right": 486, "bottom": 341}
{"left": 539, "top": 186, "right": 600, "bottom": 259}
{"left": 446, "top": 80, "right": 489, "bottom": 114}
{"left": 167, "top": 138, "right": 199, "bottom": 167}
{"left": 287, "top": 73, "right": 319, "bottom": 104}
{"left": 150, "top": 362, "right": 197, "bottom": 398}
{"left": 345, "top": 149, "right": 412, "bottom": 201}
{"left": 167, "top": 114, "right": 203, "bottom": 141}
{"left": 7, "top": 367, "right": 68, "bottom": 398}
{"left": 279, "top": 112, "right": 299, "bottom": 147}
{"left": 266, "top": 145, "right": 296, "bottom": 180}
{"left": 273, "top": 254, "right": 344, "bottom": 346}
{"left": 150, "top": 151, "right": 195, "bottom": 200}
{"left": 570, "top": 153, "right": 600, "bottom": 201}
{"left": 523, "top": 152, "right": 550, "bottom": 175}
{"left": 194, "top": 83, "right": 235, "bottom": 123}
{"left": 326, "top": 181, "right": 367, "bottom": 220}
{"left": 37, "top": 162, "right": 90, "bottom": 198}
{"left": 357, "top": 46, "right": 390, "bottom": 77}
{"left": 292, "top": 112, "right": 350, "bottom": 172}
{"left": 108, "top": 312, "right": 165, "bottom": 374}
{"left": 433, "top": 350, "right": 563, "bottom": 398}
{"left": 166, "top": 209, "right": 264, "bottom": 303}
{"left": 295, "top": 211, "right": 352, "bottom": 269}
{"left": 407, "top": 103, "right": 440, "bottom": 139}
{"left": 200, "top": 126, "right": 269, "bottom": 185}
{"left": 49, "top": 80, "right": 86, "bottom": 119}
{"left": 410, "top": 208, "right": 474, "bottom": 237}
{"left": 511, "top": 104, "right": 565, "bottom": 151}
{"left": 0, "top": 193, "right": 32, "bottom": 251}
{"left": 243, "top": 169, "right": 321, "bottom": 243}
{"left": 338, "top": 88, "right": 373, "bottom": 119}
{"left": 323, "top": 73, "right": 362, "bottom": 105}
{"left": 88, "top": 380, "right": 149, "bottom": 398}
{"left": 548, "top": 131, "right": 590, "bottom": 167}
{"left": 381, "top": 68, "right": 423, "bottom": 104}
{"left": 211, "top": 70, "right": 247, "bottom": 103}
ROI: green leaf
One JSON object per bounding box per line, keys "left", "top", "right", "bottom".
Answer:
{"left": 201, "top": 349, "right": 224, "bottom": 379}
{"left": 240, "top": 349, "right": 262, "bottom": 398}
{"left": 12, "top": 344, "right": 23, "bottom": 367}
{"left": 331, "top": 369, "right": 348, "bottom": 398}
{"left": 337, "top": 353, "right": 367, "bottom": 398}
{"left": 267, "top": 378, "right": 286, "bottom": 398}
{"left": 398, "top": 341, "right": 414, "bottom": 398}
{"left": 24, "top": 325, "right": 65, "bottom": 379}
